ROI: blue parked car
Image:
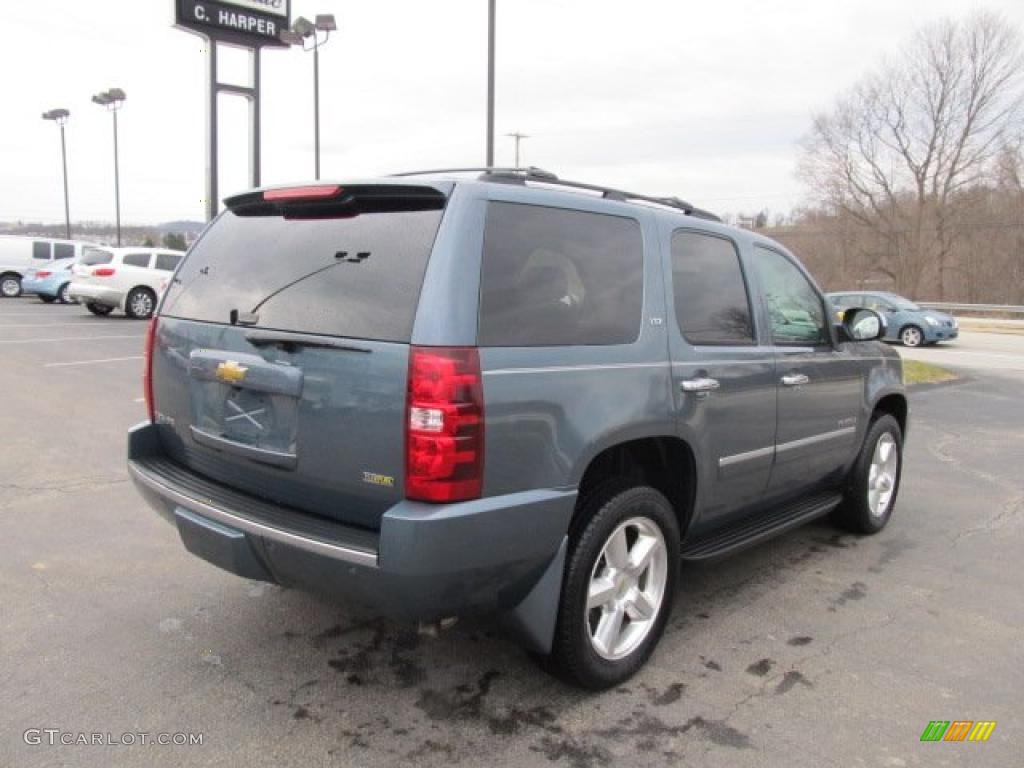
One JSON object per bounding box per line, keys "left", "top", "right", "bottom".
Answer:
{"left": 827, "top": 291, "right": 958, "bottom": 347}
{"left": 21, "top": 257, "right": 77, "bottom": 304}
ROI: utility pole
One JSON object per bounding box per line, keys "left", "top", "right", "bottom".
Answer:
{"left": 486, "top": 0, "right": 496, "bottom": 167}
{"left": 506, "top": 132, "right": 529, "bottom": 168}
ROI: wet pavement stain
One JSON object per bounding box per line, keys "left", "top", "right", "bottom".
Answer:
{"left": 831, "top": 581, "right": 868, "bottom": 610}
{"left": 746, "top": 658, "right": 775, "bottom": 676}
{"left": 649, "top": 682, "right": 685, "bottom": 706}
{"left": 787, "top": 636, "right": 813, "bottom": 646}
{"left": 532, "top": 735, "right": 612, "bottom": 768}
{"left": 775, "top": 670, "right": 813, "bottom": 695}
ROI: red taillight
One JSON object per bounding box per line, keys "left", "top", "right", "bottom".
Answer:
{"left": 36, "top": 270, "right": 52, "bottom": 278}
{"left": 92, "top": 267, "right": 116, "bottom": 277}
{"left": 143, "top": 316, "right": 157, "bottom": 423}
{"left": 263, "top": 185, "right": 342, "bottom": 201}
{"left": 405, "top": 347, "right": 484, "bottom": 503}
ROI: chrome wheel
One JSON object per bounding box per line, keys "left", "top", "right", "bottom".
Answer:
{"left": 130, "top": 291, "right": 154, "bottom": 319}
{"left": 867, "top": 432, "right": 899, "bottom": 518}
{"left": 901, "top": 326, "right": 922, "bottom": 347}
{"left": 586, "top": 516, "right": 668, "bottom": 661}
{"left": 1, "top": 276, "right": 20, "bottom": 297}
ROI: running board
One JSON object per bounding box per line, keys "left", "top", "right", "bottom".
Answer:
{"left": 680, "top": 492, "right": 842, "bottom": 561}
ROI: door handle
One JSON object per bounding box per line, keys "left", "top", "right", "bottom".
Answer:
{"left": 781, "top": 373, "right": 810, "bottom": 387}
{"left": 681, "top": 377, "right": 720, "bottom": 393}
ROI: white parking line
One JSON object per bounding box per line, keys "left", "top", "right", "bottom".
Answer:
{"left": 0, "top": 335, "right": 143, "bottom": 344}
{"left": 44, "top": 355, "right": 144, "bottom": 368}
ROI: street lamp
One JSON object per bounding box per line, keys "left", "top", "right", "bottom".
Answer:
{"left": 281, "top": 14, "right": 336, "bottom": 180}
{"left": 92, "top": 88, "right": 126, "bottom": 246}
{"left": 41, "top": 109, "right": 72, "bottom": 240}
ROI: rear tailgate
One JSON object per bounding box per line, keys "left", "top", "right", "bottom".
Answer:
{"left": 72, "top": 247, "right": 115, "bottom": 284}
{"left": 153, "top": 183, "right": 449, "bottom": 530}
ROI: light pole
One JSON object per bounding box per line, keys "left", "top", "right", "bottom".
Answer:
{"left": 42, "top": 109, "right": 72, "bottom": 240}
{"left": 92, "top": 88, "right": 126, "bottom": 246}
{"left": 486, "top": 0, "right": 496, "bottom": 167}
{"left": 506, "top": 132, "right": 528, "bottom": 168}
{"left": 281, "top": 14, "right": 337, "bottom": 180}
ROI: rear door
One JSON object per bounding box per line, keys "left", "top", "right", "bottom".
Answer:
{"left": 664, "top": 226, "right": 776, "bottom": 524}
{"left": 153, "top": 184, "right": 448, "bottom": 531}
{"left": 748, "top": 245, "right": 862, "bottom": 498}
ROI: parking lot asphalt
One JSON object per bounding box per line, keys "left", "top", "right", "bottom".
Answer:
{"left": 1, "top": 298, "right": 1021, "bottom": 768}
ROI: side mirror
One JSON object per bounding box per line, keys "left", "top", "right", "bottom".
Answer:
{"left": 841, "top": 307, "right": 885, "bottom": 342}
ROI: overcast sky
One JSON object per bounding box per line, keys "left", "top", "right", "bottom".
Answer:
{"left": 3, "top": 0, "right": 1023, "bottom": 225}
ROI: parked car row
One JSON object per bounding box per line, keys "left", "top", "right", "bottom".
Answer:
{"left": 0, "top": 235, "right": 182, "bottom": 319}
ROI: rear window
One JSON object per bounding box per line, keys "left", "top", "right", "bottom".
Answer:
{"left": 54, "top": 243, "right": 75, "bottom": 260}
{"left": 122, "top": 253, "right": 151, "bottom": 268}
{"left": 478, "top": 202, "right": 643, "bottom": 346}
{"left": 80, "top": 248, "right": 113, "bottom": 266}
{"left": 161, "top": 197, "right": 445, "bottom": 342}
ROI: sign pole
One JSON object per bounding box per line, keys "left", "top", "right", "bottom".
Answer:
{"left": 206, "top": 38, "right": 219, "bottom": 223}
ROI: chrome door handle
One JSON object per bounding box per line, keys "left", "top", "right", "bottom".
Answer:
{"left": 681, "top": 377, "right": 720, "bottom": 393}
{"left": 781, "top": 373, "right": 810, "bottom": 386}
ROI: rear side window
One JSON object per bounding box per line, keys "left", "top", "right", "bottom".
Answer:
{"left": 54, "top": 243, "right": 75, "bottom": 260}
{"left": 154, "top": 253, "right": 182, "bottom": 271}
{"left": 161, "top": 200, "right": 445, "bottom": 342}
{"left": 80, "top": 248, "right": 113, "bottom": 266}
{"left": 478, "top": 202, "right": 643, "bottom": 346}
{"left": 670, "top": 231, "right": 754, "bottom": 345}
{"left": 33, "top": 242, "right": 51, "bottom": 260}
{"left": 122, "top": 253, "right": 151, "bottom": 268}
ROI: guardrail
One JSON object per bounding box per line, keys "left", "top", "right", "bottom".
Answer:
{"left": 917, "top": 302, "right": 1024, "bottom": 316}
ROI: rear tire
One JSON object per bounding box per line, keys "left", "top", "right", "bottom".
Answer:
{"left": 39, "top": 294, "right": 56, "bottom": 303}
{"left": 125, "top": 287, "right": 156, "bottom": 320}
{"left": 545, "top": 482, "right": 679, "bottom": 690}
{"left": 833, "top": 414, "right": 903, "bottom": 534}
{"left": 1, "top": 274, "right": 21, "bottom": 298}
{"left": 86, "top": 302, "right": 114, "bottom": 316}
{"left": 58, "top": 283, "right": 73, "bottom": 304}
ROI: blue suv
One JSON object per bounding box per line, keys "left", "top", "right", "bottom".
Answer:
{"left": 827, "top": 291, "right": 958, "bottom": 347}
{"left": 128, "top": 168, "right": 907, "bottom": 688}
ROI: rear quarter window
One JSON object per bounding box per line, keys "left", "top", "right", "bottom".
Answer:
{"left": 122, "top": 253, "right": 152, "bottom": 268}
{"left": 54, "top": 243, "right": 75, "bottom": 260}
{"left": 80, "top": 248, "right": 114, "bottom": 266}
{"left": 478, "top": 202, "right": 644, "bottom": 346}
{"left": 32, "top": 242, "right": 51, "bottom": 260}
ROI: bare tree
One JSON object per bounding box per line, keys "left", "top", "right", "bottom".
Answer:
{"left": 799, "top": 11, "right": 1023, "bottom": 299}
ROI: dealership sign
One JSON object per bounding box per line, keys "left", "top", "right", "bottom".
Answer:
{"left": 176, "top": 0, "right": 291, "bottom": 47}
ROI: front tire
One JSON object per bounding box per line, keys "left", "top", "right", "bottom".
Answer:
{"left": 125, "top": 287, "right": 156, "bottom": 320}
{"left": 900, "top": 325, "right": 924, "bottom": 347}
{"left": 834, "top": 414, "right": 903, "bottom": 534}
{"left": 546, "top": 483, "right": 679, "bottom": 689}
{"left": 86, "top": 302, "right": 114, "bottom": 316}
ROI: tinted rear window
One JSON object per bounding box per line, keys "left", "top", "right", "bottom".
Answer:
{"left": 80, "top": 248, "right": 113, "bottom": 266}
{"left": 671, "top": 230, "right": 754, "bottom": 345}
{"left": 161, "top": 204, "right": 445, "bottom": 342}
{"left": 122, "top": 253, "right": 151, "bottom": 268}
{"left": 478, "top": 202, "right": 643, "bottom": 346}
{"left": 155, "top": 253, "right": 182, "bottom": 272}
{"left": 54, "top": 243, "right": 75, "bottom": 260}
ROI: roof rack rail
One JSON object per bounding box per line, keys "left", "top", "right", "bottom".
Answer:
{"left": 389, "top": 166, "right": 721, "bottom": 222}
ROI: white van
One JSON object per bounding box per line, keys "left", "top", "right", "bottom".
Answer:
{"left": 0, "top": 236, "right": 99, "bottom": 298}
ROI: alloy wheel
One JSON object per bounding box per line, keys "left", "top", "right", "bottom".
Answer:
{"left": 867, "top": 432, "right": 899, "bottom": 517}
{"left": 586, "top": 516, "right": 668, "bottom": 661}
{"left": 1, "top": 277, "right": 20, "bottom": 297}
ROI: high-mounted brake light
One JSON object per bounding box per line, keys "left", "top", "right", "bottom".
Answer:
{"left": 143, "top": 316, "right": 158, "bottom": 423}
{"left": 405, "top": 347, "right": 484, "bottom": 503}
{"left": 36, "top": 270, "right": 52, "bottom": 278}
{"left": 92, "top": 267, "right": 116, "bottom": 277}
{"left": 263, "top": 185, "right": 342, "bottom": 201}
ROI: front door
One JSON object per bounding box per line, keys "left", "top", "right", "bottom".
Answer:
{"left": 748, "top": 245, "right": 863, "bottom": 499}
{"left": 663, "top": 227, "right": 777, "bottom": 526}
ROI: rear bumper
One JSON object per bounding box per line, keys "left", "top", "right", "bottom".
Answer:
{"left": 68, "top": 282, "right": 124, "bottom": 307}
{"left": 127, "top": 422, "right": 575, "bottom": 634}
{"left": 21, "top": 277, "right": 62, "bottom": 297}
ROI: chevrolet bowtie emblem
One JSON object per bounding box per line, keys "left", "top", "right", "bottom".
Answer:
{"left": 215, "top": 360, "right": 248, "bottom": 384}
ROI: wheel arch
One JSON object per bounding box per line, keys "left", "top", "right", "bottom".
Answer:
{"left": 872, "top": 392, "right": 908, "bottom": 437}
{"left": 573, "top": 435, "right": 697, "bottom": 541}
